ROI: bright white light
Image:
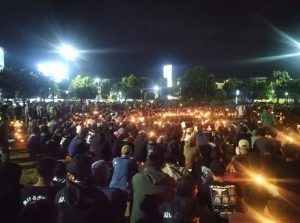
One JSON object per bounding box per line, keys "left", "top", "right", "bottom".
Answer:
{"left": 37, "top": 62, "right": 67, "bottom": 82}
{"left": 163, "top": 65, "right": 173, "bottom": 87}
{"left": 0, "top": 47, "right": 4, "bottom": 70}
{"left": 236, "top": 89, "right": 240, "bottom": 96}
{"left": 285, "top": 91, "right": 289, "bottom": 96}
{"left": 94, "top": 78, "right": 100, "bottom": 83}
{"left": 153, "top": 85, "right": 160, "bottom": 91}
{"left": 59, "top": 44, "right": 78, "bottom": 60}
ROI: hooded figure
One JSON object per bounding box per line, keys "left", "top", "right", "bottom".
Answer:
{"left": 131, "top": 152, "right": 176, "bottom": 223}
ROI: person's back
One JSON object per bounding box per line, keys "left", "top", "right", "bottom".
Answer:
{"left": 109, "top": 145, "right": 138, "bottom": 192}
{"left": 131, "top": 152, "right": 176, "bottom": 223}
{"left": 55, "top": 154, "right": 110, "bottom": 223}
{"left": 67, "top": 130, "right": 88, "bottom": 157}
{"left": 160, "top": 176, "right": 202, "bottom": 223}
{"left": 21, "top": 157, "right": 57, "bottom": 207}
{"left": 133, "top": 133, "right": 148, "bottom": 162}
{"left": 0, "top": 162, "right": 23, "bottom": 223}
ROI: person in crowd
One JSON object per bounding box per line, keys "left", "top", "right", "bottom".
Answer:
{"left": 92, "top": 160, "right": 128, "bottom": 223}
{"left": 20, "top": 157, "right": 57, "bottom": 207}
{"left": 27, "top": 126, "right": 42, "bottom": 158}
{"left": 0, "top": 113, "right": 11, "bottom": 161}
{"left": 109, "top": 145, "right": 139, "bottom": 192}
{"left": 18, "top": 199, "right": 58, "bottom": 223}
{"left": 133, "top": 131, "right": 148, "bottom": 164}
{"left": 111, "top": 127, "right": 126, "bottom": 158}
{"left": 55, "top": 154, "right": 110, "bottom": 223}
{"left": 92, "top": 131, "right": 112, "bottom": 162}
{"left": 0, "top": 162, "right": 23, "bottom": 223}
{"left": 67, "top": 128, "right": 89, "bottom": 157}
{"left": 159, "top": 176, "right": 203, "bottom": 223}
{"left": 192, "top": 144, "right": 214, "bottom": 185}
{"left": 260, "top": 106, "right": 275, "bottom": 127}
{"left": 162, "top": 153, "right": 185, "bottom": 181}
{"left": 130, "top": 151, "right": 176, "bottom": 223}
{"left": 202, "top": 160, "right": 240, "bottom": 223}
{"left": 52, "top": 161, "right": 67, "bottom": 191}
{"left": 183, "top": 129, "right": 200, "bottom": 171}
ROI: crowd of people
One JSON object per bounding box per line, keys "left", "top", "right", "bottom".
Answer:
{"left": 0, "top": 100, "right": 299, "bottom": 223}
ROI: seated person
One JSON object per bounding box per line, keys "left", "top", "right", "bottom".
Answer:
{"left": 160, "top": 175, "right": 202, "bottom": 223}
{"left": 18, "top": 199, "right": 58, "bottom": 223}
{"left": 20, "top": 157, "right": 57, "bottom": 207}
{"left": 55, "top": 154, "right": 110, "bottom": 223}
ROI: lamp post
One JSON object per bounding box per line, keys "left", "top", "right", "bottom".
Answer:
{"left": 94, "top": 78, "right": 101, "bottom": 101}
{"left": 153, "top": 85, "right": 160, "bottom": 99}
{"left": 58, "top": 44, "right": 78, "bottom": 78}
{"left": 285, "top": 91, "right": 288, "bottom": 103}
{"left": 235, "top": 89, "right": 240, "bottom": 105}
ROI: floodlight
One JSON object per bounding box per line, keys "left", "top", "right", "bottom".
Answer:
{"left": 59, "top": 44, "right": 78, "bottom": 61}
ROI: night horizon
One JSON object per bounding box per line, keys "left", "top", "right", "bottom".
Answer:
{"left": 1, "top": 0, "right": 300, "bottom": 79}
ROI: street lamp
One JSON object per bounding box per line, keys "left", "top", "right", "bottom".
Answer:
{"left": 235, "top": 89, "right": 240, "bottom": 105}
{"left": 58, "top": 44, "right": 78, "bottom": 78}
{"left": 153, "top": 85, "right": 160, "bottom": 99}
{"left": 94, "top": 78, "right": 101, "bottom": 101}
{"left": 285, "top": 91, "right": 289, "bottom": 103}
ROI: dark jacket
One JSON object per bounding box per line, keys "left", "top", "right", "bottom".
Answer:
{"left": 160, "top": 196, "right": 201, "bottom": 223}
{"left": 133, "top": 135, "right": 148, "bottom": 162}
{"left": 131, "top": 166, "right": 176, "bottom": 223}
{"left": 55, "top": 181, "right": 110, "bottom": 223}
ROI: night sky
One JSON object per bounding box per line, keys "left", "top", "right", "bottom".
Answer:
{"left": 1, "top": 0, "right": 300, "bottom": 80}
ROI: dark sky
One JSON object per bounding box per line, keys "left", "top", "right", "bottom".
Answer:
{"left": 1, "top": 0, "right": 300, "bottom": 80}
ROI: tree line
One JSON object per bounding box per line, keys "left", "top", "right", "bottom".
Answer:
{"left": 0, "top": 66, "right": 299, "bottom": 102}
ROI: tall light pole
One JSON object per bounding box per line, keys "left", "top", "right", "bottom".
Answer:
{"left": 94, "top": 78, "right": 101, "bottom": 101}
{"left": 153, "top": 85, "right": 160, "bottom": 99}
{"left": 58, "top": 44, "right": 78, "bottom": 78}
{"left": 235, "top": 89, "right": 240, "bottom": 105}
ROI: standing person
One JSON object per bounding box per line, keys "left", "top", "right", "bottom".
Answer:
{"left": 130, "top": 151, "right": 176, "bottom": 223}
{"left": 260, "top": 106, "right": 275, "bottom": 127}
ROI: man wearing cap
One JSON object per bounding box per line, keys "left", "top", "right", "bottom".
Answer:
{"left": 237, "top": 139, "right": 250, "bottom": 155}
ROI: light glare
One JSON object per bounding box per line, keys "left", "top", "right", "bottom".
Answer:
{"left": 37, "top": 62, "right": 68, "bottom": 82}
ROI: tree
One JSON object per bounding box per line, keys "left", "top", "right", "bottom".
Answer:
{"left": 222, "top": 78, "right": 243, "bottom": 99}
{"left": 180, "top": 66, "right": 216, "bottom": 100}
{"left": 99, "top": 78, "right": 112, "bottom": 100}
{"left": 69, "top": 74, "right": 97, "bottom": 100}
{"left": 120, "top": 74, "right": 146, "bottom": 100}
{"left": 0, "top": 68, "right": 53, "bottom": 101}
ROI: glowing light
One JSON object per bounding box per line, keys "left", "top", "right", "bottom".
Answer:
{"left": 255, "top": 175, "right": 265, "bottom": 184}
{"left": 163, "top": 64, "right": 173, "bottom": 87}
{"left": 37, "top": 62, "right": 67, "bottom": 82}
{"left": 59, "top": 44, "right": 78, "bottom": 61}
{"left": 149, "top": 131, "right": 155, "bottom": 137}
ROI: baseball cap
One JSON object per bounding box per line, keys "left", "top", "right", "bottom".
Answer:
{"left": 238, "top": 139, "right": 250, "bottom": 148}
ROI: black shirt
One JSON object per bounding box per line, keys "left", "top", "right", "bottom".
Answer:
{"left": 20, "top": 185, "right": 56, "bottom": 206}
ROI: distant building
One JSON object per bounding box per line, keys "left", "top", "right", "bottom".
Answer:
{"left": 252, "top": 76, "right": 268, "bottom": 83}
{"left": 0, "top": 47, "right": 4, "bottom": 71}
